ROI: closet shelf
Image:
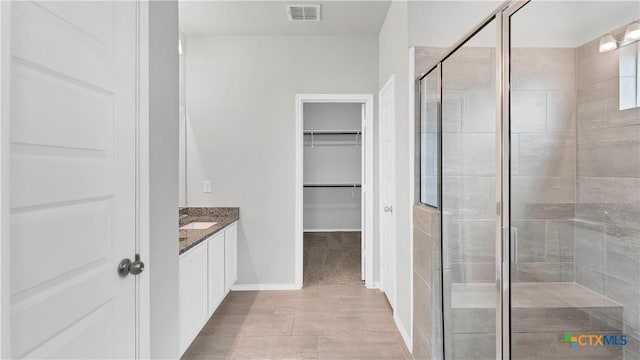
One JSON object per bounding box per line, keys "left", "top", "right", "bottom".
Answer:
{"left": 303, "top": 130, "right": 361, "bottom": 135}
{"left": 304, "top": 183, "right": 362, "bottom": 188}
{"left": 304, "top": 130, "right": 361, "bottom": 147}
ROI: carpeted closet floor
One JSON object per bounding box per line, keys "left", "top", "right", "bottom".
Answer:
{"left": 303, "top": 231, "right": 362, "bottom": 286}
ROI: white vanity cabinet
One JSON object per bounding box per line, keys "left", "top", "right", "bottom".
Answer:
{"left": 179, "top": 221, "right": 238, "bottom": 356}
{"left": 208, "top": 231, "right": 225, "bottom": 314}
{"left": 179, "top": 241, "right": 208, "bottom": 355}
{"left": 224, "top": 222, "right": 238, "bottom": 292}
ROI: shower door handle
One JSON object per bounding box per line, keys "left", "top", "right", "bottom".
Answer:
{"left": 502, "top": 227, "right": 518, "bottom": 263}
{"left": 511, "top": 227, "right": 518, "bottom": 263}
{"left": 384, "top": 206, "right": 393, "bottom": 213}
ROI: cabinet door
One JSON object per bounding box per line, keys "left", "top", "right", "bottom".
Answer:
{"left": 224, "top": 222, "right": 238, "bottom": 292}
{"left": 179, "top": 242, "right": 208, "bottom": 356}
{"left": 208, "top": 232, "right": 226, "bottom": 315}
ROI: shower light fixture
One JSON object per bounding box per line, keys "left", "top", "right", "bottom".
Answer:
{"left": 624, "top": 22, "right": 640, "bottom": 43}
{"left": 599, "top": 33, "right": 618, "bottom": 52}
{"left": 601, "top": 22, "right": 640, "bottom": 52}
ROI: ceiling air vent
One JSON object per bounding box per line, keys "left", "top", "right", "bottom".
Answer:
{"left": 286, "top": 4, "right": 320, "bottom": 21}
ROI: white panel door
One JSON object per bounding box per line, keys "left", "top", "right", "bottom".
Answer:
{"left": 379, "top": 75, "right": 396, "bottom": 310}
{"left": 9, "top": 1, "right": 138, "bottom": 358}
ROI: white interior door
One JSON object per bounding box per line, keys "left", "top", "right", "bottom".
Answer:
{"left": 8, "top": 1, "right": 138, "bottom": 358}
{"left": 379, "top": 76, "right": 396, "bottom": 309}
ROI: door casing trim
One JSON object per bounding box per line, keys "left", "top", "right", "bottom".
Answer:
{"left": 294, "top": 93, "right": 374, "bottom": 289}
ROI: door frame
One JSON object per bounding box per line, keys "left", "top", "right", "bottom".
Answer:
{"left": 294, "top": 94, "right": 374, "bottom": 289}
{"left": 500, "top": 2, "right": 530, "bottom": 358}
{"left": 0, "top": 2, "right": 10, "bottom": 358}
{"left": 0, "top": 2, "right": 151, "bottom": 358}
{"left": 136, "top": 2, "right": 151, "bottom": 358}
{"left": 377, "top": 75, "right": 397, "bottom": 308}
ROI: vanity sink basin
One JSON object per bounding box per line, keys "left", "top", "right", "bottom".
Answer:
{"left": 180, "top": 222, "right": 218, "bottom": 230}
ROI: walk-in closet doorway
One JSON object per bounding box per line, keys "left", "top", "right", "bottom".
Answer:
{"left": 295, "top": 94, "right": 374, "bottom": 289}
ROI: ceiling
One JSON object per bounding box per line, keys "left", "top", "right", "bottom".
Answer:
{"left": 408, "top": 1, "right": 640, "bottom": 48}
{"left": 179, "top": 1, "right": 391, "bottom": 35}
{"left": 511, "top": 1, "right": 640, "bottom": 47}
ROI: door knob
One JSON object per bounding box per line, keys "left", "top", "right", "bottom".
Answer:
{"left": 384, "top": 206, "right": 393, "bottom": 213}
{"left": 118, "top": 254, "right": 145, "bottom": 277}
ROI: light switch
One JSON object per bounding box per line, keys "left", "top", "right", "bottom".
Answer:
{"left": 203, "top": 180, "right": 212, "bottom": 193}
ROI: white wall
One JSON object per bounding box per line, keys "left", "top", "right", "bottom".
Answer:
{"left": 179, "top": 106, "right": 186, "bottom": 207}
{"left": 0, "top": 2, "right": 9, "bottom": 357}
{"left": 186, "top": 34, "right": 378, "bottom": 286}
{"left": 179, "top": 32, "right": 187, "bottom": 207}
{"left": 303, "top": 102, "right": 362, "bottom": 131}
{"left": 179, "top": 32, "right": 187, "bottom": 107}
{"left": 148, "top": 1, "right": 179, "bottom": 358}
{"left": 378, "top": 0, "right": 412, "bottom": 348}
{"left": 408, "top": 1, "right": 502, "bottom": 48}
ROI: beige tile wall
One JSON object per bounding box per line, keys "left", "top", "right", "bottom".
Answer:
{"left": 412, "top": 204, "right": 442, "bottom": 360}
{"left": 417, "top": 45, "right": 578, "bottom": 284}
{"left": 420, "top": 46, "right": 578, "bottom": 285}
{"left": 576, "top": 21, "right": 640, "bottom": 357}
{"left": 510, "top": 47, "right": 578, "bottom": 283}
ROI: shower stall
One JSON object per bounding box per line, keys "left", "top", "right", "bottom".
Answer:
{"left": 416, "top": 0, "right": 640, "bottom": 358}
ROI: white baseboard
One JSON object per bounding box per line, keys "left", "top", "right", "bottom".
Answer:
{"left": 394, "top": 312, "right": 413, "bottom": 354}
{"left": 303, "top": 229, "right": 361, "bottom": 232}
{"left": 367, "top": 281, "right": 380, "bottom": 289}
{"left": 231, "top": 283, "right": 301, "bottom": 291}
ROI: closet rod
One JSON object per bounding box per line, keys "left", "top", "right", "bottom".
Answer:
{"left": 303, "top": 184, "right": 362, "bottom": 188}
{"left": 303, "top": 130, "right": 361, "bottom": 135}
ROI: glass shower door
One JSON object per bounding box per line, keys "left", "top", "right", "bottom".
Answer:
{"left": 507, "top": 1, "right": 640, "bottom": 359}
{"left": 441, "top": 18, "right": 500, "bottom": 360}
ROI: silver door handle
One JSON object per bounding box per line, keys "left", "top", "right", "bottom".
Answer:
{"left": 384, "top": 206, "right": 393, "bottom": 213}
{"left": 511, "top": 227, "right": 518, "bottom": 263}
{"left": 118, "top": 254, "right": 145, "bottom": 277}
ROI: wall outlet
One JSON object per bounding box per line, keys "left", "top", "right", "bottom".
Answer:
{"left": 203, "top": 180, "right": 212, "bottom": 193}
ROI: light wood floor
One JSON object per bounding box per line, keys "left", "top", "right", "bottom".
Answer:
{"left": 181, "top": 285, "right": 411, "bottom": 359}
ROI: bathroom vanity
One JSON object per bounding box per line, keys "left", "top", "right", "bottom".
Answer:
{"left": 178, "top": 207, "right": 239, "bottom": 356}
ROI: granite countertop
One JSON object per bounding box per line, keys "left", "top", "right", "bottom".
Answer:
{"left": 179, "top": 207, "right": 239, "bottom": 255}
